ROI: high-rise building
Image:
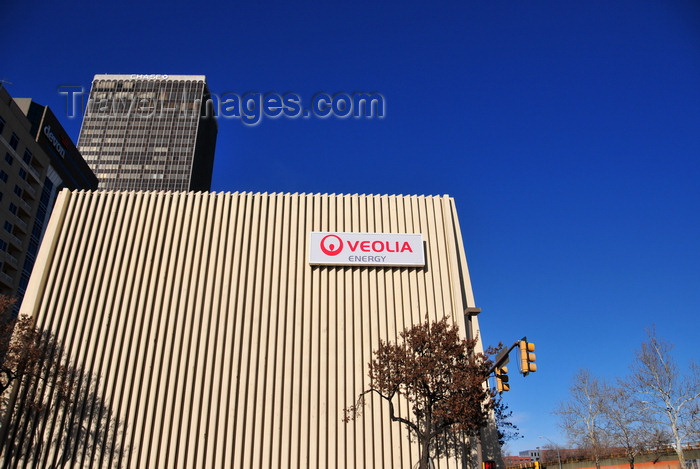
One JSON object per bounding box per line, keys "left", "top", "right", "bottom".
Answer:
{"left": 0, "top": 85, "right": 97, "bottom": 305}
{"left": 78, "top": 74, "right": 217, "bottom": 191}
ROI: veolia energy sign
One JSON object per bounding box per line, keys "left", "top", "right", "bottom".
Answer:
{"left": 309, "top": 232, "right": 425, "bottom": 267}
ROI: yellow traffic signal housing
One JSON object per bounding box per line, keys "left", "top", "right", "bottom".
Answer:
{"left": 519, "top": 339, "right": 537, "bottom": 375}
{"left": 495, "top": 365, "right": 510, "bottom": 392}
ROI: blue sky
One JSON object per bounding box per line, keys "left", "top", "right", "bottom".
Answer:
{"left": 3, "top": 0, "right": 699, "bottom": 455}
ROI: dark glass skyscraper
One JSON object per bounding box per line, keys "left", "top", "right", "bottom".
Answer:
{"left": 78, "top": 74, "right": 217, "bottom": 191}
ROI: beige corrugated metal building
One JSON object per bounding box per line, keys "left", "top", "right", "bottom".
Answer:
{"left": 4, "top": 190, "right": 497, "bottom": 468}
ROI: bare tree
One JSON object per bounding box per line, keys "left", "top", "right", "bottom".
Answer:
{"left": 0, "top": 295, "right": 127, "bottom": 467}
{"left": 493, "top": 396, "right": 520, "bottom": 447}
{"left": 601, "top": 384, "right": 646, "bottom": 469}
{"left": 538, "top": 442, "right": 564, "bottom": 468}
{"left": 344, "top": 316, "right": 504, "bottom": 469}
{"left": 629, "top": 327, "right": 700, "bottom": 469}
{"left": 645, "top": 427, "right": 673, "bottom": 454}
{"left": 0, "top": 296, "right": 71, "bottom": 401}
{"left": 555, "top": 369, "right": 608, "bottom": 469}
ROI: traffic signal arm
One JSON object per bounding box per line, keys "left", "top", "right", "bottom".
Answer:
{"left": 486, "top": 336, "right": 538, "bottom": 391}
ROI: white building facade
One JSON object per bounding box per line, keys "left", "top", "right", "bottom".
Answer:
{"left": 4, "top": 190, "right": 496, "bottom": 468}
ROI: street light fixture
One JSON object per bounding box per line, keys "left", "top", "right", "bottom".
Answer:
{"left": 539, "top": 436, "right": 562, "bottom": 469}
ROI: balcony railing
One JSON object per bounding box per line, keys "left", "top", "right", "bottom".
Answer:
{"left": 0, "top": 251, "right": 19, "bottom": 269}
{"left": 0, "top": 271, "right": 13, "bottom": 287}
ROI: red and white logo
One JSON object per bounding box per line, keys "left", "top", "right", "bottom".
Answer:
{"left": 309, "top": 232, "right": 425, "bottom": 267}
{"left": 320, "top": 234, "right": 343, "bottom": 256}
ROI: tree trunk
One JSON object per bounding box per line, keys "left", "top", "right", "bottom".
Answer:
{"left": 420, "top": 437, "right": 431, "bottom": 469}
{"left": 674, "top": 441, "right": 686, "bottom": 469}
{"left": 671, "top": 412, "right": 686, "bottom": 469}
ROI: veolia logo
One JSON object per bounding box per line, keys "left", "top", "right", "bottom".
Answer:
{"left": 320, "top": 234, "right": 343, "bottom": 256}
{"left": 309, "top": 232, "right": 425, "bottom": 267}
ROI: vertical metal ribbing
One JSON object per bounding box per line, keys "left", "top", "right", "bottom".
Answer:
{"left": 13, "top": 191, "right": 481, "bottom": 469}
{"left": 283, "top": 191, "right": 304, "bottom": 469}
{"left": 221, "top": 191, "right": 245, "bottom": 468}
{"left": 204, "top": 191, "right": 228, "bottom": 467}
{"left": 259, "top": 192, "right": 284, "bottom": 469}
{"left": 230, "top": 191, "right": 256, "bottom": 468}
{"left": 181, "top": 191, "right": 208, "bottom": 467}
{"left": 140, "top": 192, "right": 175, "bottom": 467}
{"left": 270, "top": 193, "right": 292, "bottom": 469}
{"left": 247, "top": 191, "right": 271, "bottom": 469}
{"left": 121, "top": 191, "right": 156, "bottom": 466}
{"left": 78, "top": 191, "right": 120, "bottom": 469}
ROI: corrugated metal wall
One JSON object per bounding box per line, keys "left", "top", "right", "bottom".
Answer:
{"left": 4, "top": 190, "right": 484, "bottom": 469}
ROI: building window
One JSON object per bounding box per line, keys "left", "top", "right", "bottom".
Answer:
{"left": 18, "top": 168, "right": 26, "bottom": 180}
{"left": 31, "top": 223, "right": 42, "bottom": 239}
{"left": 9, "top": 134, "right": 18, "bottom": 150}
{"left": 8, "top": 203, "right": 16, "bottom": 215}
{"left": 5, "top": 153, "right": 13, "bottom": 165}
{"left": 0, "top": 117, "right": 5, "bottom": 134}
{"left": 0, "top": 170, "right": 7, "bottom": 183}
{"left": 13, "top": 185, "right": 21, "bottom": 197}
{"left": 3, "top": 221, "right": 12, "bottom": 233}
{"left": 23, "top": 149, "right": 32, "bottom": 165}
{"left": 0, "top": 240, "right": 7, "bottom": 251}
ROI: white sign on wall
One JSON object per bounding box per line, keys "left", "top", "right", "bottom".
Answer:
{"left": 309, "top": 232, "right": 425, "bottom": 267}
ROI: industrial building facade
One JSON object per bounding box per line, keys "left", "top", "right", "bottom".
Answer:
{"left": 77, "top": 75, "right": 217, "bottom": 191}
{"left": 6, "top": 190, "right": 495, "bottom": 468}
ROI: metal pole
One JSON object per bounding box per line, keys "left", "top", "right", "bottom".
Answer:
{"left": 539, "top": 436, "right": 562, "bottom": 469}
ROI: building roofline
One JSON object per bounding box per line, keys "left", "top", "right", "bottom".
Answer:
{"left": 92, "top": 74, "right": 207, "bottom": 82}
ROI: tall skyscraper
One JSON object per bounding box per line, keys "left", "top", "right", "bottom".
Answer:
{"left": 78, "top": 74, "right": 217, "bottom": 191}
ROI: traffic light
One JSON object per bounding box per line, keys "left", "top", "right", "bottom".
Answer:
{"left": 519, "top": 339, "right": 537, "bottom": 375}
{"left": 495, "top": 365, "right": 510, "bottom": 392}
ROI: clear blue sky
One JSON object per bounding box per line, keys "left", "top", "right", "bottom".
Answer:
{"left": 3, "top": 0, "right": 699, "bottom": 456}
